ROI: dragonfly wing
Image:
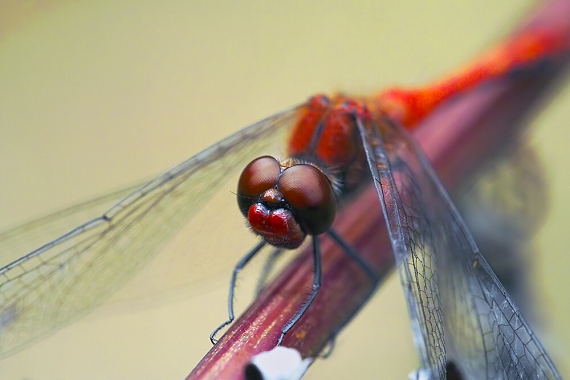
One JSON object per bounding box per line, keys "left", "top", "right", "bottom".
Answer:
{"left": 0, "top": 105, "right": 300, "bottom": 359}
{"left": 0, "top": 186, "right": 140, "bottom": 267}
{"left": 456, "top": 144, "right": 548, "bottom": 318}
{"left": 357, "top": 116, "right": 561, "bottom": 379}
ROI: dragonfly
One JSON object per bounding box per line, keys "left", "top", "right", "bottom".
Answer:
{"left": 1, "top": 1, "right": 569, "bottom": 380}
{"left": 191, "top": 6, "right": 570, "bottom": 376}
{"left": 195, "top": 89, "right": 563, "bottom": 380}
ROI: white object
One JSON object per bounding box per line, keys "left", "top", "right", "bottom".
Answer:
{"left": 246, "top": 346, "right": 313, "bottom": 380}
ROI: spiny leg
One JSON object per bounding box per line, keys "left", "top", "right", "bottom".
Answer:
{"left": 210, "top": 241, "right": 266, "bottom": 344}
{"left": 277, "top": 236, "right": 322, "bottom": 345}
{"left": 327, "top": 228, "right": 379, "bottom": 283}
{"left": 313, "top": 229, "right": 379, "bottom": 357}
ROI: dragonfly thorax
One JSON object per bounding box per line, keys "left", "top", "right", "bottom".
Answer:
{"left": 288, "top": 94, "right": 371, "bottom": 193}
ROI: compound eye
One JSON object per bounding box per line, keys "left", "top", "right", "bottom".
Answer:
{"left": 237, "top": 156, "right": 281, "bottom": 216}
{"left": 278, "top": 164, "right": 336, "bottom": 235}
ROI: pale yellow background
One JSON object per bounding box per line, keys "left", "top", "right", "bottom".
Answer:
{"left": 0, "top": 1, "right": 568, "bottom": 379}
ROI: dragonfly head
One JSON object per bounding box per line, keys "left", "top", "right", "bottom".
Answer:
{"left": 237, "top": 155, "right": 337, "bottom": 249}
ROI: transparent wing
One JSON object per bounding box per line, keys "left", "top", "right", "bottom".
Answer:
{"left": 357, "top": 117, "right": 560, "bottom": 379}
{"left": 0, "top": 187, "right": 141, "bottom": 268}
{"left": 456, "top": 144, "right": 549, "bottom": 318}
{"left": 0, "top": 105, "right": 300, "bottom": 359}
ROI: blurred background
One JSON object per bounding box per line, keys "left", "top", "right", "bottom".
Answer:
{"left": 0, "top": 1, "right": 568, "bottom": 379}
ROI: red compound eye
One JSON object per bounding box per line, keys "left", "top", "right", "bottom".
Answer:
{"left": 278, "top": 164, "right": 336, "bottom": 235}
{"left": 237, "top": 156, "right": 281, "bottom": 216}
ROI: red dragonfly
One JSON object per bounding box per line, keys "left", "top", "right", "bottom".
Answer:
{"left": 1, "top": 1, "right": 569, "bottom": 379}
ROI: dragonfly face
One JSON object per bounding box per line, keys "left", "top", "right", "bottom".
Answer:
{"left": 237, "top": 155, "right": 336, "bottom": 248}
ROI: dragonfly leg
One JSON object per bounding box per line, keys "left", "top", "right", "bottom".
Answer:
{"left": 255, "top": 247, "right": 284, "bottom": 296}
{"left": 326, "top": 228, "right": 379, "bottom": 283}
{"left": 210, "top": 240, "right": 267, "bottom": 344}
{"left": 277, "top": 236, "right": 322, "bottom": 345}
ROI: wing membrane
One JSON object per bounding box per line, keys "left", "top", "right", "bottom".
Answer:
{"left": 0, "top": 106, "right": 299, "bottom": 359}
{"left": 357, "top": 117, "right": 560, "bottom": 379}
